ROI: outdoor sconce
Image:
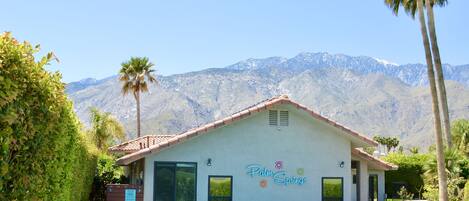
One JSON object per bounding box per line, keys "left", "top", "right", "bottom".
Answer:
{"left": 339, "top": 161, "right": 345, "bottom": 168}
{"left": 207, "top": 158, "right": 212, "bottom": 166}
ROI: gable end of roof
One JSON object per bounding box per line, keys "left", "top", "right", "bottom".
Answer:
{"left": 115, "top": 95, "right": 378, "bottom": 165}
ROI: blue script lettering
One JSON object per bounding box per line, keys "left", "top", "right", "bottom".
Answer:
{"left": 246, "top": 164, "right": 306, "bottom": 186}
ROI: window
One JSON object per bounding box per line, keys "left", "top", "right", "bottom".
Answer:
{"left": 269, "top": 110, "right": 278, "bottom": 126}
{"left": 208, "top": 176, "right": 232, "bottom": 201}
{"left": 322, "top": 177, "right": 343, "bottom": 201}
{"left": 269, "top": 110, "right": 289, "bottom": 126}
{"left": 154, "top": 162, "right": 196, "bottom": 201}
{"left": 279, "top": 111, "right": 289, "bottom": 126}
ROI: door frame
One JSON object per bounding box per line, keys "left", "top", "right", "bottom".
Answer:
{"left": 153, "top": 161, "right": 198, "bottom": 201}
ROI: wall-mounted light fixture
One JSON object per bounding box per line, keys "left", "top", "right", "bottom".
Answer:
{"left": 339, "top": 161, "right": 345, "bottom": 168}
{"left": 207, "top": 158, "right": 212, "bottom": 166}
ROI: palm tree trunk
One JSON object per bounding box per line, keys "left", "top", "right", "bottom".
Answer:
{"left": 136, "top": 90, "right": 141, "bottom": 138}
{"left": 416, "top": 0, "right": 448, "bottom": 200}
{"left": 425, "top": 0, "right": 452, "bottom": 148}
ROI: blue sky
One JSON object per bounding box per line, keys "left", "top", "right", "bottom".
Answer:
{"left": 2, "top": 0, "right": 468, "bottom": 82}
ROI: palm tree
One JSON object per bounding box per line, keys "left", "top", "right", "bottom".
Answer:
{"left": 119, "top": 57, "right": 157, "bottom": 138}
{"left": 89, "top": 107, "right": 126, "bottom": 151}
{"left": 389, "top": 0, "right": 452, "bottom": 147}
{"left": 425, "top": 0, "right": 452, "bottom": 148}
{"left": 384, "top": 0, "right": 448, "bottom": 200}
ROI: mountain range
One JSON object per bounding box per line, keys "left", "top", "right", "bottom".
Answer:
{"left": 66, "top": 52, "right": 469, "bottom": 148}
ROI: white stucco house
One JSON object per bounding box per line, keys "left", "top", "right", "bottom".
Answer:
{"left": 109, "top": 95, "right": 397, "bottom": 201}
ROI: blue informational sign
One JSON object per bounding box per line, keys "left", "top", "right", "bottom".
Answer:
{"left": 125, "top": 189, "right": 137, "bottom": 201}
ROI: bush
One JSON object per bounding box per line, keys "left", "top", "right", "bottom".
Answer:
{"left": 423, "top": 148, "right": 468, "bottom": 201}
{"left": 0, "top": 32, "right": 97, "bottom": 200}
{"left": 89, "top": 154, "right": 125, "bottom": 201}
{"left": 383, "top": 152, "right": 430, "bottom": 199}
{"left": 397, "top": 186, "right": 414, "bottom": 200}
{"left": 464, "top": 181, "right": 469, "bottom": 201}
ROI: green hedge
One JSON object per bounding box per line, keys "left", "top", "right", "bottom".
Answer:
{"left": 0, "top": 32, "right": 97, "bottom": 201}
{"left": 383, "top": 153, "right": 430, "bottom": 199}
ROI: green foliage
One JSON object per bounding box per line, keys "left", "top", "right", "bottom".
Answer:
{"left": 423, "top": 172, "right": 466, "bottom": 201}
{"left": 423, "top": 148, "right": 468, "bottom": 201}
{"left": 0, "top": 32, "right": 97, "bottom": 200}
{"left": 364, "top": 146, "right": 376, "bottom": 155}
{"left": 398, "top": 146, "right": 404, "bottom": 153}
{"left": 373, "top": 135, "right": 400, "bottom": 152}
{"left": 383, "top": 152, "right": 430, "bottom": 198}
{"left": 410, "top": 147, "right": 420, "bottom": 154}
{"left": 119, "top": 56, "right": 157, "bottom": 96}
{"left": 89, "top": 154, "right": 125, "bottom": 201}
{"left": 384, "top": 0, "right": 448, "bottom": 18}
{"left": 88, "top": 107, "right": 125, "bottom": 151}
{"left": 87, "top": 109, "right": 126, "bottom": 201}
{"left": 375, "top": 122, "right": 469, "bottom": 200}
{"left": 452, "top": 119, "right": 469, "bottom": 155}
{"left": 397, "top": 186, "right": 414, "bottom": 200}
{"left": 464, "top": 181, "right": 469, "bottom": 201}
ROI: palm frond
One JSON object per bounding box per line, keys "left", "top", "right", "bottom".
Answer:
{"left": 121, "top": 82, "right": 133, "bottom": 95}
{"left": 140, "top": 82, "right": 148, "bottom": 92}
{"left": 87, "top": 108, "right": 126, "bottom": 151}
{"left": 119, "top": 57, "right": 158, "bottom": 98}
{"left": 384, "top": 0, "right": 402, "bottom": 16}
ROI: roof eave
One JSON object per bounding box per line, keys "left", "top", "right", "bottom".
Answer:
{"left": 352, "top": 148, "right": 398, "bottom": 171}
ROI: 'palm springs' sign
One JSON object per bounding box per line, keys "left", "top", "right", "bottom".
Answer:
{"left": 246, "top": 163, "right": 306, "bottom": 186}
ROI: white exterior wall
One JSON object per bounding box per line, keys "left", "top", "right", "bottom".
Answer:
{"left": 359, "top": 161, "right": 369, "bottom": 201}
{"left": 351, "top": 155, "right": 386, "bottom": 201}
{"left": 143, "top": 105, "right": 352, "bottom": 201}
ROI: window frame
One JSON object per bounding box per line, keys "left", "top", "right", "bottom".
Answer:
{"left": 208, "top": 175, "right": 233, "bottom": 201}
{"left": 153, "top": 161, "right": 198, "bottom": 201}
{"left": 321, "top": 177, "right": 344, "bottom": 201}
{"left": 279, "top": 110, "right": 289, "bottom": 126}
{"left": 268, "top": 110, "right": 278, "bottom": 126}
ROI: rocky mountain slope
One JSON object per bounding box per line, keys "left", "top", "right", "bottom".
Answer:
{"left": 67, "top": 52, "right": 469, "bottom": 148}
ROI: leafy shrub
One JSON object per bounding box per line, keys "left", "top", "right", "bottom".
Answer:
{"left": 464, "top": 181, "right": 469, "bottom": 201}
{"left": 89, "top": 154, "right": 125, "bottom": 201}
{"left": 397, "top": 186, "right": 414, "bottom": 200}
{"left": 423, "top": 148, "right": 468, "bottom": 201}
{"left": 0, "top": 32, "right": 97, "bottom": 200}
{"left": 452, "top": 119, "right": 469, "bottom": 155}
{"left": 383, "top": 152, "right": 430, "bottom": 198}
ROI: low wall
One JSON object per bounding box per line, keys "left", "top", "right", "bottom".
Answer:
{"left": 106, "top": 184, "right": 143, "bottom": 201}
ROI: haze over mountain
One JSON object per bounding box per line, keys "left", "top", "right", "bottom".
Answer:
{"left": 67, "top": 52, "right": 469, "bottom": 148}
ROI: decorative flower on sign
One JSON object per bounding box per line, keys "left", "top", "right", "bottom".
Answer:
{"left": 260, "top": 179, "right": 268, "bottom": 188}
{"left": 296, "top": 168, "right": 304, "bottom": 175}
{"left": 274, "top": 161, "right": 283, "bottom": 170}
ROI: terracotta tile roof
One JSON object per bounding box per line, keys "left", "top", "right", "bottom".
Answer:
{"left": 109, "top": 135, "right": 175, "bottom": 154}
{"left": 115, "top": 95, "right": 378, "bottom": 165}
{"left": 110, "top": 135, "right": 396, "bottom": 170}
{"left": 352, "top": 148, "right": 398, "bottom": 171}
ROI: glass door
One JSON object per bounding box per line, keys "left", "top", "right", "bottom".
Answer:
{"left": 155, "top": 163, "right": 176, "bottom": 201}
{"left": 154, "top": 162, "right": 196, "bottom": 201}
{"left": 368, "top": 175, "right": 378, "bottom": 201}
